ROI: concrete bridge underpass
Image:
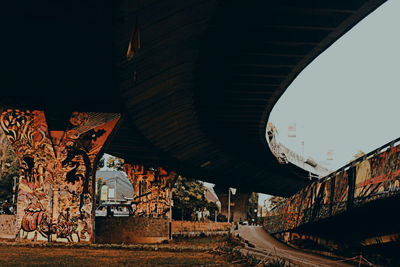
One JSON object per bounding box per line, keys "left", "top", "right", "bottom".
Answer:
{"left": 0, "top": 0, "right": 387, "bottom": 245}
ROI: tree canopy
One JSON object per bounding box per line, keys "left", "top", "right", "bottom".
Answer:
{"left": 0, "top": 131, "right": 19, "bottom": 202}
{"left": 247, "top": 192, "right": 258, "bottom": 222}
{"left": 172, "top": 176, "right": 218, "bottom": 220}
{"left": 97, "top": 154, "right": 124, "bottom": 171}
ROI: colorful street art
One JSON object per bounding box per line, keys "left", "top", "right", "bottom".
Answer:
{"left": 0, "top": 110, "right": 120, "bottom": 242}
{"left": 331, "top": 171, "right": 349, "bottom": 215}
{"left": 123, "top": 164, "right": 176, "bottom": 218}
{"left": 265, "top": 138, "right": 400, "bottom": 234}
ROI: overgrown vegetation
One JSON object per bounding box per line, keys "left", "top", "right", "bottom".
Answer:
{"left": 0, "top": 131, "right": 19, "bottom": 203}
{"left": 223, "top": 234, "right": 296, "bottom": 267}
{"left": 172, "top": 176, "right": 218, "bottom": 221}
{"left": 247, "top": 192, "right": 259, "bottom": 223}
{"left": 97, "top": 155, "right": 124, "bottom": 171}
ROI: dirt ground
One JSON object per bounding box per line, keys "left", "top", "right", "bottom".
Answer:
{"left": 0, "top": 236, "right": 246, "bottom": 266}
{"left": 0, "top": 247, "right": 238, "bottom": 266}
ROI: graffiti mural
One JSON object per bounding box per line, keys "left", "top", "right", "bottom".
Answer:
{"left": 123, "top": 164, "right": 176, "bottom": 218}
{"left": 354, "top": 145, "right": 400, "bottom": 206}
{"left": 0, "top": 110, "right": 120, "bottom": 242}
{"left": 264, "top": 138, "right": 400, "bottom": 234}
{"left": 314, "top": 179, "right": 332, "bottom": 220}
{"left": 331, "top": 171, "right": 349, "bottom": 215}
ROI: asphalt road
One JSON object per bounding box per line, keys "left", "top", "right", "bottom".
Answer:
{"left": 236, "top": 225, "right": 352, "bottom": 267}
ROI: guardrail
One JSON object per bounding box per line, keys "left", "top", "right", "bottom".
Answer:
{"left": 265, "top": 136, "right": 400, "bottom": 233}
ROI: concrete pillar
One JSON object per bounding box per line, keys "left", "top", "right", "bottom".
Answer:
{"left": 123, "top": 164, "right": 176, "bottom": 218}
{"left": 0, "top": 109, "right": 120, "bottom": 242}
{"left": 218, "top": 191, "right": 250, "bottom": 222}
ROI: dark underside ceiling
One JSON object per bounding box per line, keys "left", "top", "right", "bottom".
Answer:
{"left": 0, "top": 0, "right": 386, "bottom": 196}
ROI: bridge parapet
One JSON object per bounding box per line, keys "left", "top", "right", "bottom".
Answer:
{"left": 265, "top": 137, "right": 400, "bottom": 234}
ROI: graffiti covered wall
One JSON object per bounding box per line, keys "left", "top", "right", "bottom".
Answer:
{"left": 123, "top": 164, "right": 176, "bottom": 218}
{"left": 354, "top": 145, "right": 400, "bottom": 206}
{"left": 265, "top": 138, "right": 400, "bottom": 234}
{"left": 0, "top": 110, "right": 120, "bottom": 242}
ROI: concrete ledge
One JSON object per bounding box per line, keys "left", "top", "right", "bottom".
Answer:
{"left": 172, "top": 231, "right": 229, "bottom": 238}
{"left": 0, "top": 215, "right": 15, "bottom": 240}
{"left": 95, "top": 217, "right": 169, "bottom": 244}
{"left": 172, "top": 221, "right": 231, "bottom": 233}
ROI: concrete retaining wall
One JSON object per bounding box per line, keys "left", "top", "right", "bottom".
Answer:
{"left": 0, "top": 215, "right": 15, "bottom": 239}
{"left": 172, "top": 220, "right": 231, "bottom": 234}
{"left": 95, "top": 217, "right": 169, "bottom": 244}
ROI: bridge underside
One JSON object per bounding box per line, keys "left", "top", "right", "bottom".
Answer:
{"left": 0, "top": 0, "right": 386, "bottom": 196}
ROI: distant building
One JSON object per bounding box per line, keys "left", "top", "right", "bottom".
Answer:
{"left": 96, "top": 171, "right": 133, "bottom": 204}
{"left": 202, "top": 181, "right": 221, "bottom": 210}
{"left": 266, "top": 122, "right": 332, "bottom": 178}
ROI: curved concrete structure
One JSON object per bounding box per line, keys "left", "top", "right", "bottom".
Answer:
{"left": 0, "top": 0, "right": 386, "bottom": 196}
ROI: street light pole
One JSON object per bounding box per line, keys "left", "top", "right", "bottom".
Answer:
{"left": 114, "top": 175, "right": 118, "bottom": 203}
{"left": 228, "top": 188, "right": 231, "bottom": 223}
{"left": 12, "top": 176, "right": 17, "bottom": 204}
{"left": 169, "top": 189, "right": 172, "bottom": 240}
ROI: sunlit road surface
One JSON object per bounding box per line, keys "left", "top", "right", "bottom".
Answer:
{"left": 236, "top": 225, "right": 351, "bottom": 267}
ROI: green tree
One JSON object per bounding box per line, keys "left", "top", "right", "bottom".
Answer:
{"left": 96, "top": 155, "right": 124, "bottom": 171}
{"left": 0, "top": 141, "right": 19, "bottom": 202}
{"left": 97, "top": 157, "right": 105, "bottom": 170}
{"left": 172, "top": 176, "right": 218, "bottom": 221}
{"left": 247, "top": 192, "right": 259, "bottom": 223}
{"left": 106, "top": 156, "right": 124, "bottom": 171}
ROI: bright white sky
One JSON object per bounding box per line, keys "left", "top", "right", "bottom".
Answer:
{"left": 268, "top": 0, "right": 399, "bottom": 172}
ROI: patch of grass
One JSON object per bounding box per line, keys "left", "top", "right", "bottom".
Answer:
{"left": 173, "top": 235, "right": 228, "bottom": 244}
{"left": 262, "top": 258, "right": 295, "bottom": 267}
{"left": 0, "top": 247, "right": 237, "bottom": 266}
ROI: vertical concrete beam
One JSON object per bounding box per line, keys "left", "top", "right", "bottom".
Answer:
{"left": 0, "top": 110, "right": 120, "bottom": 242}
{"left": 219, "top": 191, "right": 250, "bottom": 222}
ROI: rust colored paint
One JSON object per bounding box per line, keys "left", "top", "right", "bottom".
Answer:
{"left": 265, "top": 139, "right": 400, "bottom": 234}
{"left": 0, "top": 110, "right": 120, "bottom": 242}
{"left": 123, "top": 164, "right": 177, "bottom": 218}
{"left": 354, "top": 145, "right": 400, "bottom": 204}
{"left": 331, "top": 171, "right": 349, "bottom": 215}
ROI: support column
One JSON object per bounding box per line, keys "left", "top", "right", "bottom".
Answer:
{"left": 0, "top": 110, "right": 120, "bottom": 242}
{"left": 123, "top": 164, "right": 176, "bottom": 218}
{"left": 219, "top": 191, "right": 250, "bottom": 223}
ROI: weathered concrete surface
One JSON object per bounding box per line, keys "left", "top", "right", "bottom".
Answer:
{"left": 172, "top": 220, "right": 231, "bottom": 234}
{"left": 0, "top": 215, "right": 15, "bottom": 239}
{"left": 219, "top": 193, "right": 250, "bottom": 222}
{"left": 95, "top": 217, "right": 169, "bottom": 244}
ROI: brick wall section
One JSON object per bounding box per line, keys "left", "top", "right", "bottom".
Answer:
{"left": 95, "top": 217, "right": 169, "bottom": 244}
{"left": 172, "top": 220, "right": 231, "bottom": 233}
{"left": 0, "top": 215, "right": 15, "bottom": 239}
